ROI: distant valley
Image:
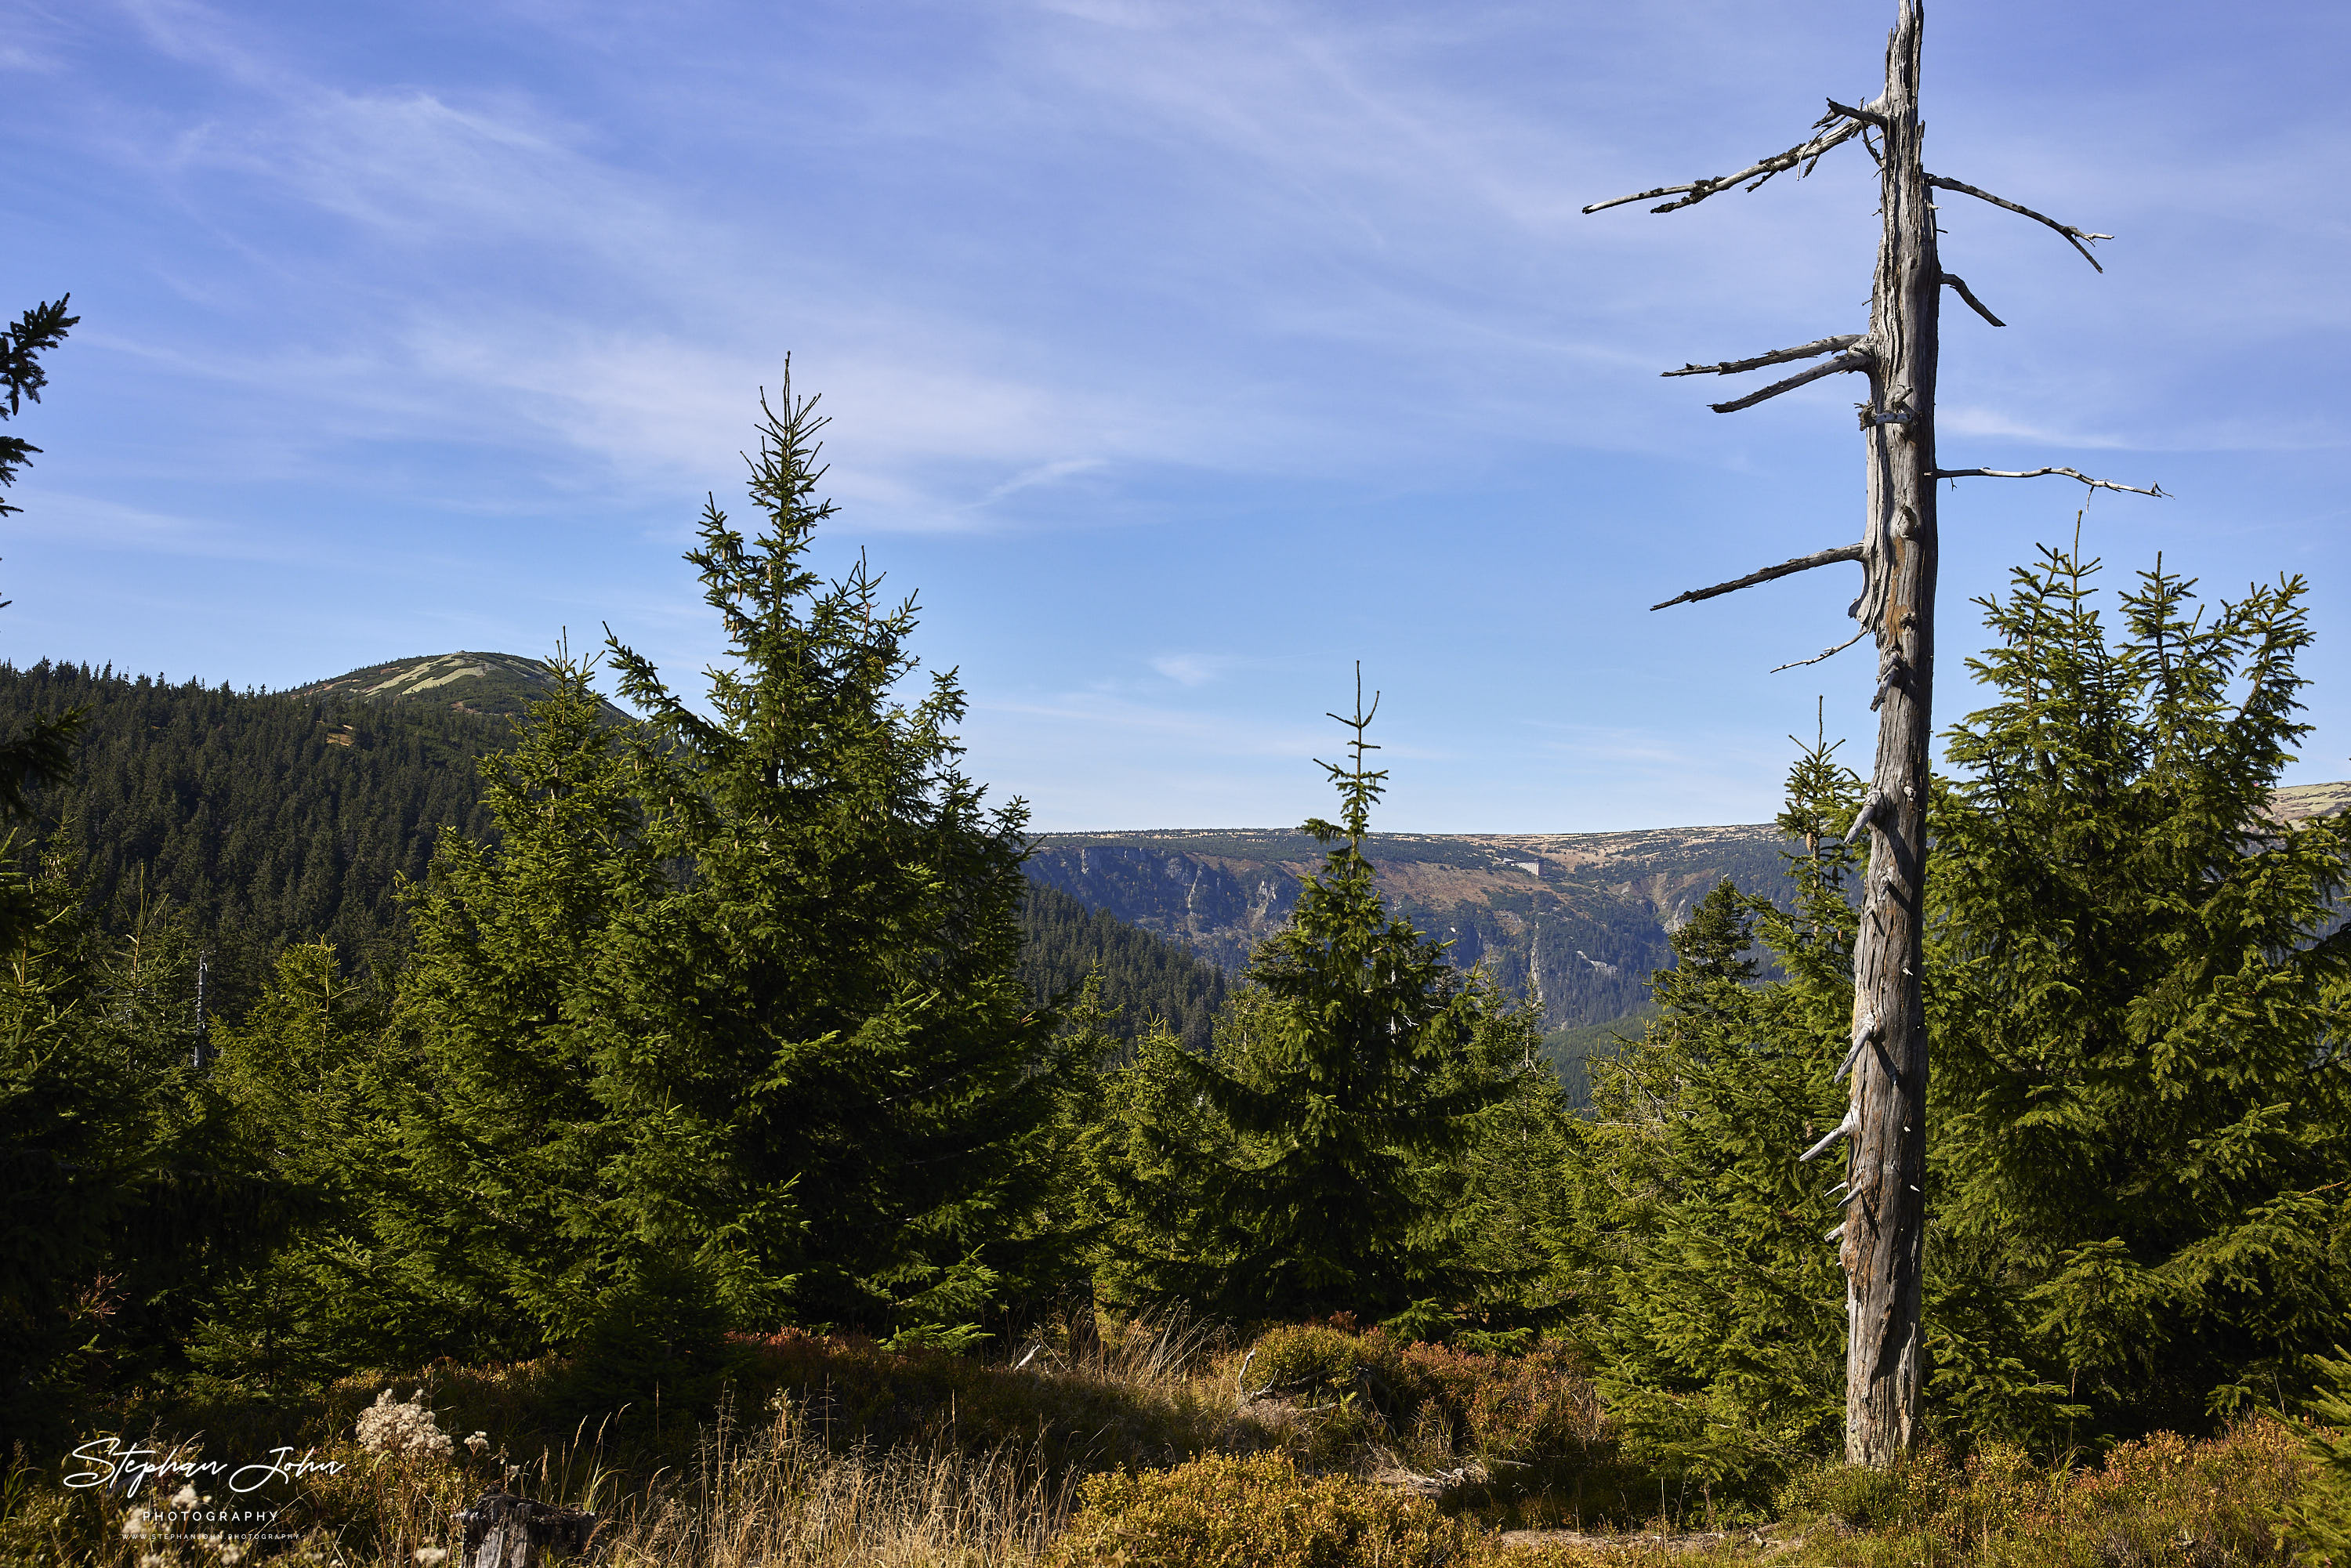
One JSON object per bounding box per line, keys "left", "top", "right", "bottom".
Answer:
{"left": 1027, "top": 824, "right": 1793, "bottom": 1032}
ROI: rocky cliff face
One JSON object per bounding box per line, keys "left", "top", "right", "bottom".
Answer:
{"left": 1024, "top": 824, "right": 1795, "bottom": 1031}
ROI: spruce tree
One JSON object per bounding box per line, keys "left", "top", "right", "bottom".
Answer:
{"left": 376, "top": 654, "right": 664, "bottom": 1363}
{"left": 1114, "top": 679, "right": 1531, "bottom": 1327}
{"left": 1561, "top": 745, "right": 1864, "bottom": 1486}
{"left": 596, "top": 373, "right": 1063, "bottom": 1344}
{"left": 1925, "top": 545, "right": 2351, "bottom": 1439}
{"left": 0, "top": 299, "right": 82, "bottom": 944}
{"left": 188, "top": 940, "right": 411, "bottom": 1387}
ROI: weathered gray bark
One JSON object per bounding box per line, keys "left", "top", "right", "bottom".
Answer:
{"left": 457, "top": 1490, "right": 598, "bottom": 1567}
{"left": 1585, "top": 0, "right": 2154, "bottom": 1468}
{"left": 1840, "top": 0, "right": 1936, "bottom": 1468}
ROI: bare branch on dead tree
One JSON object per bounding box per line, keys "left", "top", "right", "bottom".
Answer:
{"left": 1835, "top": 1011, "right": 1881, "bottom": 1084}
{"left": 1650, "top": 544, "right": 1866, "bottom": 611}
{"left": 1801, "top": 1104, "right": 1861, "bottom": 1162}
{"left": 1823, "top": 98, "right": 1889, "bottom": 129}
{"left": 1770, "top": 628, "right": 1869, "bottom": 673}
{"left": 1933, "top": 465, "right": 2166, "bottom": 498}
{"left": 1710, "top": 351, "right": 1875, "bottom": 413}
{"left": 1926, "top": 175, "right": 2110, "bottom": 271}
{"left": 1663, "top": 335, "right": 1867, "bottom": 378}
{"left": 1938, "top": 274, "right": 2004, "bottom": 328}
{"left": 1581, "top": 111, "right": 1867, "bottom": 215}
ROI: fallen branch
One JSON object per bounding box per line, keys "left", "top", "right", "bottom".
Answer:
{"left": 1933, "top": 465, "right": 2166, "bottom": 498}
{"left": 1663, "top": 335, "right": 1867, "bottom": 378}
{"left": 1583, "top": 113, "right": 1867, "bottom": 215}
{"left": 1650, "top": 544, "right": 1865, "bottom": 611}
{"left": 1926, "top": 174, "right": 2110, "bottom": 271}
{"left": 1712, "top": 351, "right": 1874, "bottom": 413}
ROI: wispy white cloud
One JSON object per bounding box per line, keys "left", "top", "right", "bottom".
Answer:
{"left": 1148, "top": 652, "right": 1233, "bottom": 687}
{"left": 14, "top": 0, "right": 2351, "bottom": 827}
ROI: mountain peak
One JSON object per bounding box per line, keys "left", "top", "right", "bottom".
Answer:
{"left": 292, "top": 651, "right": 628, "bottom": 722}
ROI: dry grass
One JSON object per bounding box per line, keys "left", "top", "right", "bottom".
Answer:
{"left": 597, "top": 1398, "right": 1070, "bottom": 1568}
{"left": 2, "top": 1324, "right": 2330, "bottom": 1568}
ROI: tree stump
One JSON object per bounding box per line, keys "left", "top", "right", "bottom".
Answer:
{"left": 457, "top": 1490, "right": 599, "bottom": 1566}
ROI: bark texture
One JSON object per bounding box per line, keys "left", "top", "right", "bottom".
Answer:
{"left": 458, "top": 1490, "right": 598, "bottom": 1567}
{"left": 1843, "top": 0, "right": 1936, "bottom": 1469}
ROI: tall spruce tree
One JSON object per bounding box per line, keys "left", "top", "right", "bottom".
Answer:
{"left": 1109, "top": 679, "right": 1531, "bottom": 1327}
{"left": 0, "top": 298, "right": 82, "bottom": 943}
{"left": 1924, "top": 545, "right": 2351, "bottom": 1440}
{"left": 596, "top": 374, "right": 1064, "bottom": 1344}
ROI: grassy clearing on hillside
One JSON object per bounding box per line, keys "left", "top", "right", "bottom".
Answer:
{"left": 2, "top": 1320, "right": 2333, "bottom": 1566}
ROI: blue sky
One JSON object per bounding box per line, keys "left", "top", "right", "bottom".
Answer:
{"left": 5, "top": 0, "right": 2347, "bottom": 831}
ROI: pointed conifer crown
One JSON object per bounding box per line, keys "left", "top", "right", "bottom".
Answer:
{"left": 1302, "top": 663, "right": 1386, "bottom": 855}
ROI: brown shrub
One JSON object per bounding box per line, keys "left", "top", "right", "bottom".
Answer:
{"left": 1243, "top": 1323, "right": 1604, "bottom": 1474}
{"left": 1048, "top": 1450, "right": 1483, "bottom": 1568}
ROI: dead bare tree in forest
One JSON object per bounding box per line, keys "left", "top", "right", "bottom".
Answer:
{"left": 1583, "top": 0, "right": 2161, "bottom": 1467}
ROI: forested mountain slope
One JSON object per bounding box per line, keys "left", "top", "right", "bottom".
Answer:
{"left": 0, "top": 660, "right": 1230, "bottom": 1037}
{"left": 0, "top": 659, "right": 503, "bottom": 1004}
{"left": 1019, "top": 881, "right": 1227, "bottom": 1052}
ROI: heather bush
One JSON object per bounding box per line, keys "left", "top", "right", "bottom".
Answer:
{"left": 1049, "top": 1450, "right": 1483, "bottom": 1568}
{"left": 1246, "top": 1323, "right": 1603, "bottom": 1476}
{"left": 1780, "top": 1420, "right": 2309, "bottom": 1567}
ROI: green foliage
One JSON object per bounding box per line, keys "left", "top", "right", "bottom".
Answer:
{"left": 183, "top": 940, "right": 421, "bottom": 1390}
{"left": 386, "top": 653, "right": 668, "bottom": 1366}
{"left": 1540, "top": 1004, "right": 1657, "bottom": 1108}
{"left": 1020, "top": 879, "right": 1228, "bottom": 1056}
{"left": 386, "top": 375, "right": 1068, "bottom": 1367}
{"left": 1246, "top": 1322, "right": 1603, "bottom": 1473}
{"left": 594, "top": 377, "right": 1065, "bottom": 1342}
{"left": 1776, "top": 1422, "right": 2308, "bottom": 1568}
{"left": 1567, "top": 544, "right": 2351, "bottom": 1478}
{"left": 1775, "top": 1450, "right": 1954, "bottom": 1534}
{"left": 0, "top": 296, "right": 84, "bottom": 947}
{"left": 1090, "top": 684, "right": 1549, "bottom": 1327}
{"left": 0, "top": 659, "right": 502, "bottom": 1010}
{"left": 0, "top": 862, "right": 273, "bottom": 1449}
{"left": 1926, "top": 545, "right": 2351, "bottom": 1441}
{"left": 2285, "top": 1350, "right": 2351, "bottom": 1566}
{"left": 0, "top": 295, "right": 76, "bottom": 519}
{"left": 1561, "top": 745, "right": 1865, "bottom": 1487}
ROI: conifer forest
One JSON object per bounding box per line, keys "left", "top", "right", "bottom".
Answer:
{"left": 9, "top": 5, "right": 2351, "bottom": 1566}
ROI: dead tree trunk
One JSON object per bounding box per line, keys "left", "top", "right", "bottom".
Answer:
{"left": 456, "top": 1490, "right": 598, "bottom": 1567}
{"left": 1586, "top": 0, "right": 2160, "bottom": 1468}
